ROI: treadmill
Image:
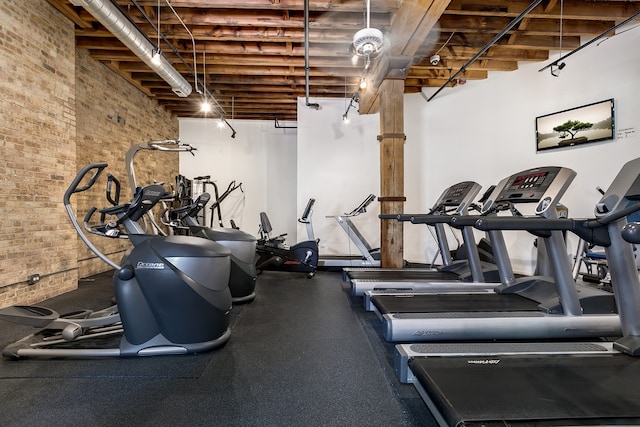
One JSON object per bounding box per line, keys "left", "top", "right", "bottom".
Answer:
{"left": 370, "top": 166, "right": 620, "bottom": 342}
{"left": 395, "top": 157, "right": 640, "bottom": 426}
{"left": 317, "top": 194, "right": 381, "bottom": 268}
{"left": 348, "top": 181, "right": 501, "bottom": 296}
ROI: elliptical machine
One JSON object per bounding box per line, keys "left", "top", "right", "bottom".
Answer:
{"left": 0, "top": 163, "right": 232, "bottom": 358}
{"left": 127, "top": 140, "right": 258, "bottom": 302}
{"left": 170, "top": 192, "right": 258, "bottom": 302}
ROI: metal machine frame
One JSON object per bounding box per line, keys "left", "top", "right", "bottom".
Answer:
{"left": 393, "top": 158, "right": 640, "bottom": 425}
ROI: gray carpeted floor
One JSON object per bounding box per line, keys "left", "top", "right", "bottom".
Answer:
{"left": 0, "top": 270, "right": 435, "bottom": 426}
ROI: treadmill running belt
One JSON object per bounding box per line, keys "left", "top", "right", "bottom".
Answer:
{"left": 409, "top": 354, "right": 640, "bottom": 425}
{"left": 348, "top": 270, "right": 462, "bottom": 282}
{"left": 372, "top": 293, "right": 540, "bottom": 314}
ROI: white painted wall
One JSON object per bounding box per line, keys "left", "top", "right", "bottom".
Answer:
{"left": 178, "top": 26, "right": 639, "bottom": 273}
{"left": 295, "top": 98, "right": 425, "bottom": 261}
{"left": 296, "top": 98, "right": 380, "bottom": 257}
{"left": 178, "top": 118, "right": 297, "bottom": 238}
{"left": 410, "top": 27, "right": 640, "bottom": 273}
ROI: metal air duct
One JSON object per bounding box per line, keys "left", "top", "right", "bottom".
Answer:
{"left": 70, "top": 0, "right": 192, "bottom": 97}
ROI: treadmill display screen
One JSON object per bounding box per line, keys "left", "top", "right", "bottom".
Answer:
{"left": 511, "top": 172, "right": 547, "bottom": 190}
{"left": 496, "top": 168, "right": 560, "bottom": 203}
{"left": 441, "top": 182, "right": 475, "bottom": 206}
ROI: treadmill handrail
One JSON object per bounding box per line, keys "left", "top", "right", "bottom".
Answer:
{"left": 474, "top": 201, "right": 640, "bottom": 247}
{"left": 410, "top": 214, "right": 456, "bottom": 225}
{"left": 346, "top": 194, "right": 376, "bottom": 216}
{"left": 449, "top": 215, "right": 487, "bottom": 228}
{"left": 379, "top": 212, "right": 451, "bottom": 225}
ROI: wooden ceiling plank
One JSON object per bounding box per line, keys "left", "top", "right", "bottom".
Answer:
{"left": 49, "top": 0, "right": 640, "bottom": 120}
{"left": 360, "top": 0, "right": 452, "bottom": 113}
{"left": 47, "top": 0, "right": 94, "bottom": 29}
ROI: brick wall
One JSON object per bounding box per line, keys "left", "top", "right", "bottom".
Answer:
{"left": 75, "top": 48, "right": 179, "bottom": 278}
{"left": 0, "top": 0, "right": 77, "bottom": 307}
{"left": 0, "top": 0, "right": 179, "bottom": 307}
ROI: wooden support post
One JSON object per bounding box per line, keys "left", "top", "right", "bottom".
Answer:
{"left": 378, "top": 79, "right": 406, "bottom": 269}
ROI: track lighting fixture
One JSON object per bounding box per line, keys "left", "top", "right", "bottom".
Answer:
{"left": 458, "top": 70, "right": 467, "bottom": 85}
{"left": 550, "top": 62, "right": 566, "bottom": 77}
{"left": 359, "top": 77, "right": 368, "bottom": 89}
{"left": 539, "top": 9, "right": 640, "bottom": 76}
{"left": 424, "top": 0, "right": 543, "bottom": 103}
{"left": 151, "top": 1, "right": 162, "bottom": 66}
{"left": 151, "top": 48, "right": 162, "bottom": 65}
{"left": 342, "top": 93, "right": 359, "bottom": 124}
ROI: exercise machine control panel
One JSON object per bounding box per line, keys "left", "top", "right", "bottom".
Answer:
{"left": 482, "top": 166, "right": 576, "bottom": 217}
{"left": 435, "top": 181, "right": 482, "bottom": 208}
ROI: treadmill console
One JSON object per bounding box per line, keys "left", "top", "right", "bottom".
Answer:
{"left": 435, "top": 181, "right": 481, "bottom": 207}
{"left": 595, "top": 157, "right": 640, "bottom": 216}
{"left": 499, "top": 169, "right": 558, "bottom": 203}
{"left": 483, "top": 166, "right": 576, "bottom": 217}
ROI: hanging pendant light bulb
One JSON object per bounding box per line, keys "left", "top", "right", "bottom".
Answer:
{"left": 201, "top": 99, "right": 212, "bottom": 113}
{"left": 151, "top": 48, "right": 162, "bottom": 65}
{"left": 151, "top": 1, "right": 162, "bottom": 65}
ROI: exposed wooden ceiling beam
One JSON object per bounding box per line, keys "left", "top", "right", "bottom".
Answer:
{"left": 49, "top": 0, "right": 640, "bottom": 120}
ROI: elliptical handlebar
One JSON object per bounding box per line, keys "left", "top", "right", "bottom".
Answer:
{"left": 106, "top": 173, "right": 121, "bottom": 206}
{"left": 64, "top": 162, "right": 121, "bottom": 270}
{"left": 149, "top": 139, "right": 197, "bottom": 156}
{"left": 63, "top": 162, "right": 108, "bottom": 204}
{"left": 173, "top": 192, "right": 212, "bottom": 219}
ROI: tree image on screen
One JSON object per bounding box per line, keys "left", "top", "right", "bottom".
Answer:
{"left": 553, "top": 120, "right": 593, "bottom": 144}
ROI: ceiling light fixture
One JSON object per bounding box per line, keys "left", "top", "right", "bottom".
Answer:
{"left": 151, "top": 0, "right": 162, "bottom": 65}
{"left": 200, "top": 51, "right": 212, "bottom": 114}
{"left": 424, "top": 0, "right": 543, "bottom": 103}
{"left": 538, "top": 9, "right": 640, "bottom": 76}
{"left": 342, "top": 93, "right": 359, "bottom": 124}
{"left": 550, "top": 0, "right": 565, "bottom": 77}
{"left": 151, "top": 48, "right": 162, "bottom": 65}
{"left": 359, "top": 77, "right": 368, "bottom": 89}
{"left": 458, "top": 69, "right": 467, "bottom": 85}
{"left": 550, "top": 61, "right": 566, "bottom": 77}
{"left": 352, "top": 0, "right": 384, "bottom": 58}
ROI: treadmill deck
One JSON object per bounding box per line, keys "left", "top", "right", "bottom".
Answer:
{"left": 372, "top": 293, "right": 540, "bottom": 314}
{"left": 409, "top": 352, "right": 640, "bottom": 426}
